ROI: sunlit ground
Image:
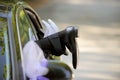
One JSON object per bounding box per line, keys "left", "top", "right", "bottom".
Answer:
{"left": 28, "top": 0, "right": 120, "bottom": 80}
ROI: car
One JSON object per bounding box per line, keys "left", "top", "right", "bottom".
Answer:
{"left": 0, "top": 0, "right": 78, "bottom": 80}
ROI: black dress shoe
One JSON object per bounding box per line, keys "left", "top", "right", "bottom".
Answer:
{"left": 35, "top": 32, "right": 66, "bottom": 56}
{"left": 58, "top": 26, "right": 78, "bottom": 69}
{"left": 35, "top": 26, "right": 78, "bottom": 69}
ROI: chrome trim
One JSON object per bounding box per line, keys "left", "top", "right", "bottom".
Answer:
{"left": 7, "top": 12, "right": 17, "bottom": 80}
{"left": 15, "top": 6, "right": 26, "bottom": 80}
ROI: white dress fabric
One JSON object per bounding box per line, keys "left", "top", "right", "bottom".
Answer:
{"left": 23, "top": 41, "right": 49, "bottom": 80}
{"left": 22, "top": 19, "right": 59, "bottom": 80}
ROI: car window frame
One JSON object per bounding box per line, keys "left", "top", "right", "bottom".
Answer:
{"left": 24, "top": 8, "right": 44, "bottom": 39}
{"left": 0, "top": 11, "right": 20, "bottom": 80}
{"left": 17, "top": 8, "right": 37, "bottom": 47}
{"left": 16, "top": 6, "right": 44, "bottom": 79}
{"left": 16, "top": 6, "right": 29, "bottom": 80}
{"left": 0, "top": 15, "right": 11, "bottom": 80}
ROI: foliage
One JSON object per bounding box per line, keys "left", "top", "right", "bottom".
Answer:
{"left": 0, "top": 18, "right": 7, "bottom": 55}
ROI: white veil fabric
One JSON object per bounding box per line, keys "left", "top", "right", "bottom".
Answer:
{"left": 42, "top": 19, "right": 59, "bottom": 38}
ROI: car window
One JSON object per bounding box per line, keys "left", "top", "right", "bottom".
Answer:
{"left": 0, "top": 17, "right": 11, "bottom": 80}
{"left": 25, "top": 9, "right": 44, "bottom": 39}
{"left": 16, "top": 8, "right": 38, "bottom": 79}
{"left": 18, "top": 9, "right": 37, "bottom": 47}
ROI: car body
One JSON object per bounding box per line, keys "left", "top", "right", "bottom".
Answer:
{"left": 0, "top": 0, "right": 73, "bottom": 80}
